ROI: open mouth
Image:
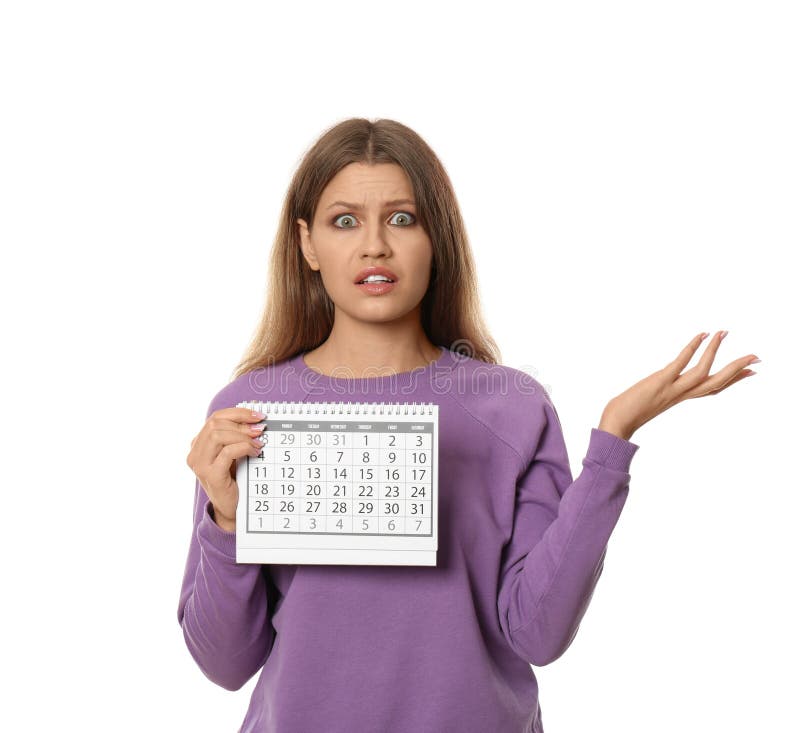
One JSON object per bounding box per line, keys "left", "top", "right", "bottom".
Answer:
{"left": 355, "top": 277, "right": 397, "bottom": 294}
{"left": 353, "top": 267, "right": 399, "bottom": 285}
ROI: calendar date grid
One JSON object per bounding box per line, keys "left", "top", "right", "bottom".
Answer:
{"left": 246, "top": 419, "right": 434, "bottom": 537}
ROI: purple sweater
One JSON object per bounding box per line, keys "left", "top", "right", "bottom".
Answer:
{"left": 177, "top": 347, "right": 639, "bottom": 732}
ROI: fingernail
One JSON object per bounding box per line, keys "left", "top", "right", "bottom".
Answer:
{"left": 750, "top": 357, "right": 761, "bottom": 364}
{"left": 720, "top": 330, "right": 728, "bottom": 341}
{"left": 700, "top": 332, "right": 709, "bottom": 340}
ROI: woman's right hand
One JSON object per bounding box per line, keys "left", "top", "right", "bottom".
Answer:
{"left": 186, "top": 407, "right": 267, "bottom": 532}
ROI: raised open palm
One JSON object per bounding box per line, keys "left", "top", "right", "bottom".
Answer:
{"left": 598, "top": 330, "right": 760, "bottom": 441}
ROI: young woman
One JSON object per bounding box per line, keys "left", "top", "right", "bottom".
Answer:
{"left": 178, "top": 118, "right": 758, "bottom": 733}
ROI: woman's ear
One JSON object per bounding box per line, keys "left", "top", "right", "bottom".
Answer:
{"left": 296, "top": 218, "right": 320, "bottom": 271}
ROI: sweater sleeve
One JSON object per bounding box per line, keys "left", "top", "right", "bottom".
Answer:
{"left": 496, "top": 393, "right": 639, "bottom": 667}
{"left": 176, "top": 395, "right": 276, "bottom": 691}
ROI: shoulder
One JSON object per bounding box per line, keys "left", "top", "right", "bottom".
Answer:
{"left": 435, "top": 352, "right": 561, "bottom": 467}
{"left": 202, "top": 354, "right": 304, "bottom": 418}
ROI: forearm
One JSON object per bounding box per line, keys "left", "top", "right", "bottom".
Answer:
{"left": 178, "top": 493, "right": 273, "bottom": 690}
{"left": 499, "top": 429, "right": 638, "bottom": 666}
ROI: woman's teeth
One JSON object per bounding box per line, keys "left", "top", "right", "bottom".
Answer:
{"left": 359, "top": 275, "right": 394, "bottom": 283}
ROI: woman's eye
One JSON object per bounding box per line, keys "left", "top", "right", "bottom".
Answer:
{"left": 333, "top": 214, "right": 358, "bottom": 228}
{"left": 389, "top": 211, "right": 416, "bottom": 226}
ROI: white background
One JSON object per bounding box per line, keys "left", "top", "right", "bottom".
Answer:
{"left": 2, "top": 1, "right": 797, "bottom": 731}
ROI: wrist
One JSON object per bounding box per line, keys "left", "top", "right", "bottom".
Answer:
{"left": 211, "top": 504, "right": 236, "bottom": 533}
{"left": 598, "top": 411, "right": 635, "bottom": 442}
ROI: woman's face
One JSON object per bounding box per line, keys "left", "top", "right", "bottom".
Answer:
{"left": 297, "top": 162, "right": 433, "bottom": 325}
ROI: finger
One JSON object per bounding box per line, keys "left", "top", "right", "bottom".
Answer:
{"left": 664, "top": 332, "right": 710, "bottom": 378}
{"left": 673, "top": 330, "right": 728, "bottom": 389}
{"left": 700, "top": 369, "right": 756, "bottom": 396}
{"left": 211, "top": 407, "right": 267, "bottom": 425}
{"left": 189, "top": 409, "right": 267, "bottom": 470}
{"left": 194, "top": 426, "right": 265, "bottom": 474}
{"left": 204, "top": 438, "right": 259, "bottom": 497}
{"left": 210, "top": 439, "right": 259, "bottom": 478}
{"left": 205, "top": 410, "right": 268, "bottom": 443}
{"left": 681, "top": 358, "right": 755, "bottom": 399}
{"left": 694, "top": 330, "right": 727, "bottom": 375}
{"left": 677, "top": 346, "right": 756, "bottom": 394}
{"left": 686, "top": 370, "right": 751, "bottom": 399}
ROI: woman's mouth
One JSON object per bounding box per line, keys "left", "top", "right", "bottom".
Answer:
{"left": 354, "top": 267, "right": 398, "bottom": 295}
{"left": 355, "top": 277, "right": 396, "bottom": 295}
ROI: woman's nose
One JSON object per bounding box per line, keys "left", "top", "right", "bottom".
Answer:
{"left": 358, "top": 223, "right": 392, "bottom": 256}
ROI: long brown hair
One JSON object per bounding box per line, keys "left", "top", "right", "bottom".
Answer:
{"left": 232, "top": 117, "right": 500, "bottom": 380}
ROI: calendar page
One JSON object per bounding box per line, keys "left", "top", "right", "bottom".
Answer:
{"left": 234, "top": 400, "right": 439, "bottom": 566}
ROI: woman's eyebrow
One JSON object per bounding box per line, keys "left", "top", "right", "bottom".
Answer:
{"left": 326, "top": 198, "right": 417, "bottom": 210}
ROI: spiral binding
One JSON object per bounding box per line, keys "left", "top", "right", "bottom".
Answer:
{"left": 239, "top": 400, "right": 435, "bottom": 416}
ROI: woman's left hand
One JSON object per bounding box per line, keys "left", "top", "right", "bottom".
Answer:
{"left": 598, "top": 331, "right": 760, "bottom": 441}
